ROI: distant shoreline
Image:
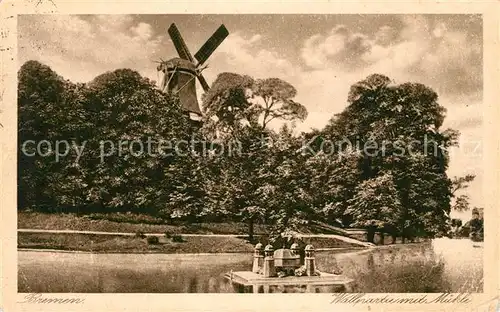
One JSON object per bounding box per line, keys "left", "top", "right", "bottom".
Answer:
{"left": 17, "top": 239, "right": 429, "bottom": 255}
{"left": 17, "top": 230, "right": 369, "bottom": 254}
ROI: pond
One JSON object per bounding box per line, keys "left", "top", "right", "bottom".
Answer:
{"left": 18, "top": 238, "right": 482, "bottom": 293}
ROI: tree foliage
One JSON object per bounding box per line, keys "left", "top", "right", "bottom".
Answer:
{"left": 318, "top": 73, "right": 467, "bottom": 241}
{"left": 18, "top": 61, "right": 193, "bottom": 214}
{"left": 18, "top": 62, "right": 476, "bottom": 244}
{"left": 202, "top": 73, "right": 307, "bottom": 137}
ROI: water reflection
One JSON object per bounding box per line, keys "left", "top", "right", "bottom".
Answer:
{"left": 18, "top": 239, "right": 482, "bottom": 293}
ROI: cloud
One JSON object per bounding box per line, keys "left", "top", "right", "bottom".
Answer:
{"left": 374, "top": 26, "right": 398, "bottom": 46}
{"left": 208, "top": 32, "right": 299, "bottom": 83}
{"left": 131, "top": 22, "right": 153, "bottom": 41}
{"left": 300, "top": 16, "right": 482, "bottom": 102}
{"left": 432, "top": 22, "right": 447, "bottom": 38}
{"left": 206, "top": 18, "right": 482, "bottom": 133}
{"left": 18, "top": 15, "right": 163, "bottom": 83}
{"left": 248, "top": 34, "right": 262, "bottom": 44}
{"left": 302, "top": 25, "right": 372, "bottom": 70}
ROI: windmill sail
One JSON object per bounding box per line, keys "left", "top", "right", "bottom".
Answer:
{"left": 194, "top": 24, "right": 229, "bottom": 66}
{"left": 162, "top": 23, "right": 230, "bottom": 116}
{"left": 197, "top": 73, "right": 210, "bottom": 92}
{"left": 168, "top": 23, "right": 195, "bottom": 62}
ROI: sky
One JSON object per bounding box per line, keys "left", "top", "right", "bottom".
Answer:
{"left": 18, "top": 14, "right": 483, "bottom": 220}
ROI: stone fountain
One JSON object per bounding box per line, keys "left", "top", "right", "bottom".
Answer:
{"left": 225, "top": 243, "right": 354, "bottom": 293}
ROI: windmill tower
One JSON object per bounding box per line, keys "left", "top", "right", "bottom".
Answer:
{"left": 157, "top": 23, "right": 229, "bottom": 121}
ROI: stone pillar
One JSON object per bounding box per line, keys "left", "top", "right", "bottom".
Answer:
{"left": 306, "top": 284, "right": 314, "bottom": 293}
{"left": 252, "top": 284, "right": 259, "bottom": 293}
{"left": 263, "top": 285, "right": 270, "bottom": 293}
{"left": 305, "top": 244, "right": 316, "bottom": 276}
{"left": 252, "top": 243, "right": 264, "bottom": 273}
{"left": 291, "top": 242, "right": 301, "bottom": 267}
{"left": 263, "top": 244, "right": 276, "bottom": 278}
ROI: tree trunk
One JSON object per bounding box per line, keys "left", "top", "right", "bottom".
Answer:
{"left": 399, "top": 176, "right": 410, "bottom": 246}
{"left": 366, "top": 226, "right": 376, "bottom": 244}
{"left": 379, "top": 232, "right": 385, "bottom": 245}
{"left": 248, "top": 217, "right": 255, "bottom": 242}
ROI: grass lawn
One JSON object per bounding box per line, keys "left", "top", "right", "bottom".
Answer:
{"left": 18, "top": 212, "right": 368, "bottom": 252}
{"left": 18, "top": 212, "right": 359, "bottom": 236}
{"left": 18, "top": 211, "right": 268, "bottom": 235}
{"left": 18, "top": 232, "right": 256, "bottom": 253}
{"left": 18, "top": 232, "right": 363, "bottom": 253}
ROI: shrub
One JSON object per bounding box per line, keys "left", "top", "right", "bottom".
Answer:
{"left": 294, "top": 265, "right": 306, "bottom": 277}
{"left": 182, "top": 224, "right": 202, "bottom": 233}
{"left": 146, "top": 236, "right": 159, "bottom": 244}
{"left": 352, "top": 259, "right": 452, "bottom": 292}
{"left": 171, "top": 234, "right": 184, "bottom": 243}
{"left": 88, "top": 212, "right": 166, "bottom": 224}
{"left": 164, "top": 231, "right": 171, "bottom": 239}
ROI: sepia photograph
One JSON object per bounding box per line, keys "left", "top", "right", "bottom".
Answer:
{"left": 14, "top": 13, "right": 487, "bottom": 295}
{"left": 0, "top": 2, "right": 496, "bottom": 309}
{"left": 12, "top": 13, "right": 489, "bottom": 296}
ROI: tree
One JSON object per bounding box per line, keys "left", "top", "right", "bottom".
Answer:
{"left": 201, "top": 72, "right": 270, "bottom": 239}
{"left": 18, "top": 60, "right": 77, "bottom": 211}
{"left": 450, "top": 174, "right": 476, "bottom": 212}
{"left": 201, "top": 125, "right": 271, "bottom": 240}
{"left": 451, "top": 218, "right": 463, "bottom": 228}
{"left": 162, "top": 151, "right": 211, "bottom": 221}
{"left": 201, "top": 73, "right": 309, "bottom": 239}
{"left": 451, "top": 174, "right": 476, "bottom": 194}
{"left": 320, "top": 73, "right": 459, "bottom": 241}
{"left": 257, "top": 125, "right": 313, "bottom": 238}
{"left": 346, "top": 172, "right": 404, "bottom": 243}
{"left": 20, "top": 61, "right": 474, "bottom": 247}
{"left": 18, "top": 61, "right": 194, "bottom": 215}
{"left": 303, "top": 147, "right": 361, "bottom": 226}
{"left": 450, "top": 218, "right": 463, "bottom": 236}
{"left": 201, "top": 72, "right": 255, "bottom": 140}
{"left": 78, "top": 68, "right": 193, "bottom": 214}
{"left": 469, "top": 207, "right": 484, "bottom": 242}
{"left": 202, "top": 73, "right": 307, "bottom": 137}
{"left": 252, "top": 78, "right": 307, "bottom": 128}
{"left": 452, "top": 195, "right": 472, "bottom": 212}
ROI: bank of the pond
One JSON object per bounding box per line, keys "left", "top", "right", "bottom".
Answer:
{"left": 18, "top": 211, "right": 268, "bottom": 235}
{"left": 18, "top": 232, "right": 254, "bottom": 253}
{"left": 19, "top": 240, "right": 478, "bottom": 293}
{"left": 18, "top": 231, "right": 367, "bottom": 254}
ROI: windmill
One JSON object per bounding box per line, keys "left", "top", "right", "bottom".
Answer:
{"left": 157, "top": 23, "right": 229, "bottom": 120}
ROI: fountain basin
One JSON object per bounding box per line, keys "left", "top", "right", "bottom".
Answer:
{"left": 225, "top": 270, "right": 354, "bottom": 293}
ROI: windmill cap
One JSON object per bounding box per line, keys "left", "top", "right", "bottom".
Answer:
{"left": 166, "top": 58, "right": 197, "bottom": 72}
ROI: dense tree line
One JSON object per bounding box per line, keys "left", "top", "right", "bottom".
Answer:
{"left": 18, "top": 61, "right": 475, "bottom": 242}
